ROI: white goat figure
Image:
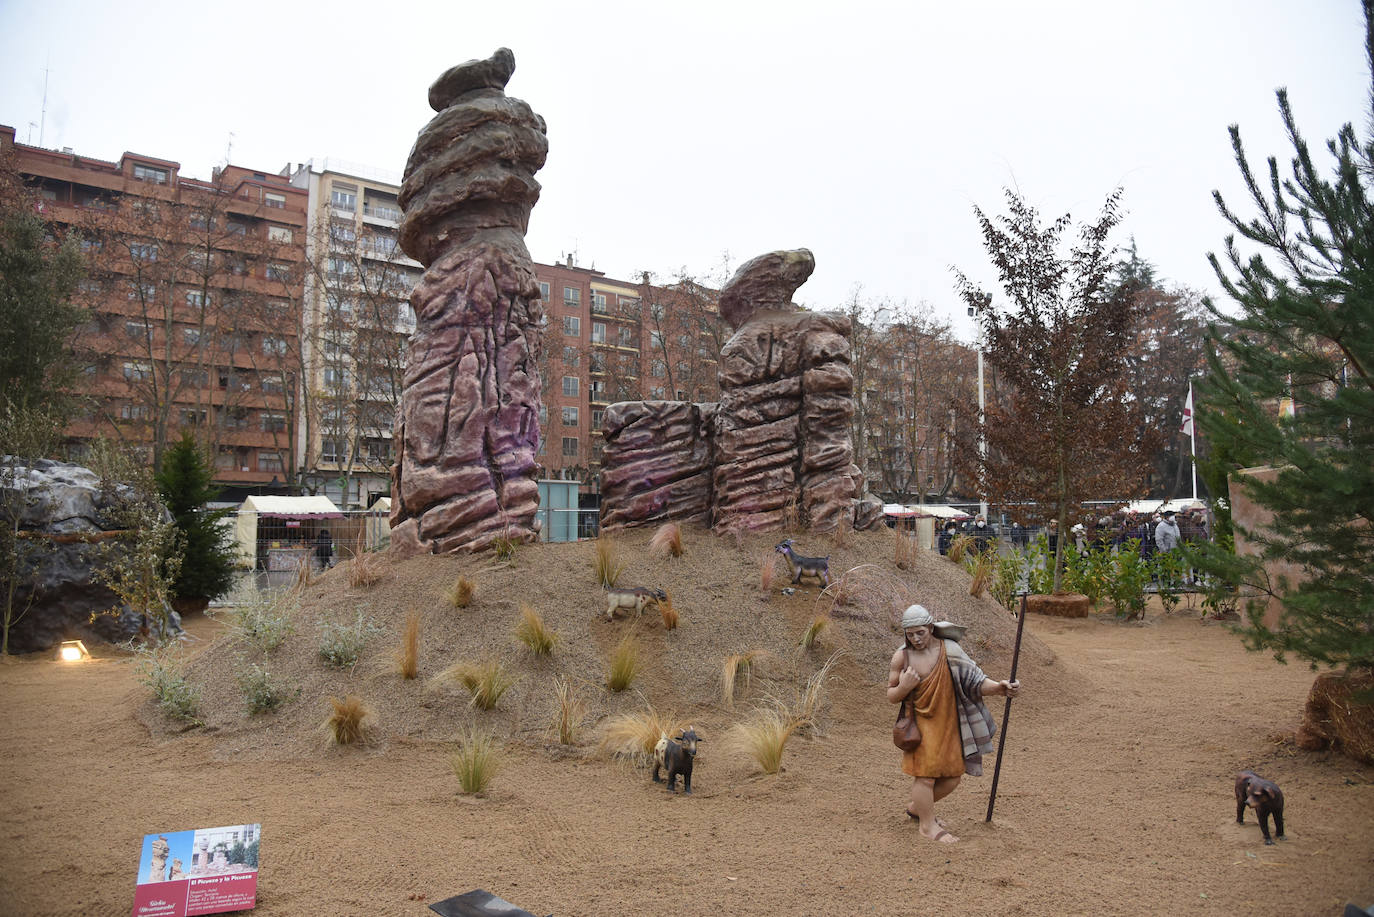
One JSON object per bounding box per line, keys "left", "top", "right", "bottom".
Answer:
{"left": 604, "top": 586, "right": 666, "bottom": 621}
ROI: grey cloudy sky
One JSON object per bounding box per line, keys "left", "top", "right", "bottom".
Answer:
{"left": 1, "top": 0, "right": 1366, "bottom": 338}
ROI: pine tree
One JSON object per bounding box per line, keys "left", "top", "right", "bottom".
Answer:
{"left": 1196, "top": 2, "right": 1374, "bottom": 671}
{"left": 954, "top": 190, "right": 1160, "bottom": 592}
{"left": 156, "top": 432, "right": 236, "bottom": 604}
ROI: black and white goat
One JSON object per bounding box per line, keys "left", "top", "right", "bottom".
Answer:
{"left": 653, "top": 726, "right": 701, "bottom": 794}
{"left": 775, "top": 539, "right": 831, "bottom": 587}
{"left": 604, "top": 586, "right": 666, "bottom": 621}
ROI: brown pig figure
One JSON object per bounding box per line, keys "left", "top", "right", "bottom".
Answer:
{"left": 1235, "top": 770, "right": 1285, "bottom": 845}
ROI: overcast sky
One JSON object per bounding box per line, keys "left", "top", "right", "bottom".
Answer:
{"left": 1, "top": 0, "right": 1366, "bottom": 339}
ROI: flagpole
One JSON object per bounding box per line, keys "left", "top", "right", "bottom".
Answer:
{"left": 1189, "top": 380, "right": 1197, "bottom": 501}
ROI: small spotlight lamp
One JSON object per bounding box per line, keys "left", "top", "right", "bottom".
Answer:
{"left": 57, "top": 639, "right": 91, "bottom": 662}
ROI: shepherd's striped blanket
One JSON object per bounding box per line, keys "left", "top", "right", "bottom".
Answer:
{"left": 944, "top": 639, "right": 998, "bottom": 776}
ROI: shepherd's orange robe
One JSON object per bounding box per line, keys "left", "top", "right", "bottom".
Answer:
{"left": 900, "top": 642, "right": 966, "bottom": 778}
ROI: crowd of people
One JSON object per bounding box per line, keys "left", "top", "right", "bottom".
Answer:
{"left": 935, "top": 506, "right": 1211, "bottom": 560}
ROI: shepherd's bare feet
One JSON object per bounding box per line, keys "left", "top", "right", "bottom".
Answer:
{"left": 922, "top": 828, "right": 958, "bottom": 843}
{"left": 906, "top": 808, "right": 948, "bottom": 829}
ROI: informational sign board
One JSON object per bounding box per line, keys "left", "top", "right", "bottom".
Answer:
{"left": 131, "top": 824, "right": 260, "bottom": 917}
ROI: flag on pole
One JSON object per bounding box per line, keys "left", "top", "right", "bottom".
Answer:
{"left": 1180, "top": 384, "right": 1194, "bottom": 435}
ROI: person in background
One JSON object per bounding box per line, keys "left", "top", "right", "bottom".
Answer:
{"left": 315, "top": 527, "right": 334, "bottom": 571}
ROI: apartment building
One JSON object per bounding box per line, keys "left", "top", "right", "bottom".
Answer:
{"left": 2, "top": 125, "right": 308, "bottom": 497}
{"left": 288, "top": 160, "right": 420, "bottom": 509}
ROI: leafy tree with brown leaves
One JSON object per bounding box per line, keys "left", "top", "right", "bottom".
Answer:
{"left": 954, "top": 190, "right": 1159, "bottom": 592}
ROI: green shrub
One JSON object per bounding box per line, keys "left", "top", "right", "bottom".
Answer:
{"left": 450, "top": 727, "right": 501, "bottom": 794}
{"left": 1107, "top": 539, "right": 1151, "bottom": 620}
{"left": 136, "top": 647, "right": 200, "bottom": 723}
{"left": 231, "top": 592, "right": 297, "bottom": 653}
{"left": 1027, "top": 533, "right": 1055, "bottom": 595}
{"left": 236, "top": 663, "right": 296, "bottom": 714}
{"left": 990, "top": 548, "right": 1026, "bottom": 610}
{"left": 318, "top": 608, "right": 382, "bottom": 668}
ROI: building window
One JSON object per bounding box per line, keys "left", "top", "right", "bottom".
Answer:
{"left": 266, "top": 263, "right": 290, "bottom": 281}
{"left": 538, "top": 404, "right": 548, "bottom": 426}
{"left": 180, "top": 408, "right": 207, "bottom": 428}
{"left": 650, "top": 303, "right": 664, "bottom": 321}
{"left": 562, "top": 345, "right": 580, "bottom": 368}
{"left": 189, "top": 211, "right": 214, "bottom": 231}
{"left": 619, "top": 296, "right": 639, "bottom": 310}
{"left": 364, "top": 438, "right": 392, "bottom": 462}
{"left": 592, "top": 408, "right": 605, "bottom": 429}
{"left": 562, "top": 406, "right": 578, "bottom": 425}
{"left": 122, "top": 362, "right": 152, "bottom": 382}
{"left": 563, "top": 286, "right": 581, "bottom": 307}
{"left": 562, "top": 315, "right": 580, "bottom": 337}
{"left": 258, "top": 451, "right": 284, "bottom": 472}
{"left": 592, "top": 292, "right": 606, "bottom": 310}
{"left": 180, "top": 367, "right": 208, "bottom": 386}
{"left": 538, "top": 281, "right": 550, "bottom": 301}
{"left": 262, "top": 335, "right": 287, "bottom": 356}
{"left": 260, "top": 412, "right": 287, "bottom": 433}
{"left": 264, "top": 192, "right": 286, "bottom": 209}
{"left": 650, "top": 360, "right": 666, "bottom": 378}
{"left": 225, "top": 221, "right": 246, "bottom": 236}
{"left": 562, "top": 375, "right": 578, "bottom": 398}
{"left": 130, "top": 242, "right": 157, "bottom": 262}
{"left": 650, "top": 386, "right": 665, "bottom": 400}
{"left": 268, "top": 225, "right": 293, "bottom": 243}
{"left": 261, "top": 374, "right": 285, "bottom": 394}
{"left": 133, "top": 164, "right": 168, "bottom": 184}
{"left": 325, "top": 367, "right": 347, "bottom": 391}
{"left": 330, "top": 188, "right": 356, "bottom": 212}
{"left": 329, "top": 222, "right": 356, "bottom": 244}
{"left": 589, "top": 380, "right": 605, "bottom": 401}
{"left": 120, "top": 403, "right": 150, "bottom": 420}
{"left": 320, "top": 438, "right": 341, "bottom": 463}
{"left": 591, "top": 322, "right": 606, "bottom": 344}
{"left": 182, "top": 328, "right": 201, "bottom": 346}
{"left": 561, "top": 437, "right": 579, "bottom": 458}
{"left": 650, "top": 330, "right": 664, "bottom": 349}
{"left": 124, "top": 320, "right": 149, "bottom": 340}
{"left": 618, "top": 326, "right": 636, "bottom": 346}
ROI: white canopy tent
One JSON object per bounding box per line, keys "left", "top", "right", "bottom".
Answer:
{"left": 233, "top": 495, "right": 344, "bottom": 568}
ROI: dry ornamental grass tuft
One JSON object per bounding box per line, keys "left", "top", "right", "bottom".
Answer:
{"left": 605, "top": 633, "right": 642, "bottom": 692}
{"left": 514, "top": 603, "right": 558, "bottom": 656}
{"left": 434, "top": 660, "right": 517, "bottom": 710}
{"left": 395, "top": 611, "right": 421, "bottom": 680}
{"left": 729, "top": 703, "right": 802, "bottom": 775}
{"left": 649, "top": 522, "right": 685, "bottom": 558}
{"left": 592, "top": 537, "right": 625, "bottom": 587}
{"left": 658, "top": 591, "right": 679, "bottom": 630}
{"left": 597, "top": 705, "right": 677, "bottom": 764}
{"left": 347, "top": 549, "right": 385, "bottom": 589}
{"left": 323, "top": 695, "right": 372, "bottom": 745}
{"left": 445, "top": 575, "right": 476, "bottom": 609}
{"left": 722, "top": 649, "right": 770, "bottom": 707}
{"left": 759, "top": 551, "right": 780, "bottom": 594}
{"left": 799, "top": 614, "right": 829, "bottom": 650}
{"left": 450, "top": 727, "right": 500, "bottom": 794}
{"left": 551, "top": 676, "right": 586, "bottom": 745}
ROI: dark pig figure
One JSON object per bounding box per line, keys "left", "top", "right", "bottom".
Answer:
{"left": 1235, "top": 770, "right": 1285, "bottom": 844}
{"left": 653, "top": 726, "right": 702, "bottom": 794}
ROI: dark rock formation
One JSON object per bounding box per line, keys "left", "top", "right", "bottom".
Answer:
{"left": 2, "top": 459, "right": 181, "bottom": 653}
{"left": 390, "top": 49, "right": 549, "bottom": 556}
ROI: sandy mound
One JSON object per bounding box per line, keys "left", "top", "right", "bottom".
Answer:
{"left": 154, "top": 525, "right": 1064, "bottom": 760}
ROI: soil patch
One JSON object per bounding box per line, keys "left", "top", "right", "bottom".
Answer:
{"left": 1, "top": 526, "right": 1371, "bottom": 916}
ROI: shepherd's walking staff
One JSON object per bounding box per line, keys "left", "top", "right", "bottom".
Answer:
{"left": 985, "top": 591, "right": 1028, "bottom": 822}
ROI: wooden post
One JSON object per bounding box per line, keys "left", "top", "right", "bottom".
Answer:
{"left": 985, "top": 592, "right": 1028, "bottom": 822}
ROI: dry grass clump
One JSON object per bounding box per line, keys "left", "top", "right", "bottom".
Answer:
{"left": 322, "top": 695, "right": 372, "bottom": 745}
{"left": 658, "top": 590, "right": 679, "bottom": 630}
{"left": 799, "top": 614, "right": 830, "bottom": 650}
{"left": 445, "top": 574, "right": 476, "bottom": 609}
{"left": 434, "top": 659, "right": 518, "bottom": 710}
{"left": 759, "top": 551, "right": 780, "bottom": 594}
{"left": 830, "top": 523, "right": 851, "bottom": 549}
{"left": 513, "top": 603, "right": 558, "bottom": 656}
{"left": 729, "top": 703, "right": 803, "bottom": 775}
{"left": 291, "top": 555, "right": 314, "bottom": 591}
{"left": 782, "top": 496, "right": 801, "bottom": 531}
{"left": 592, "top": 537, "right": 625, "bottom": 587}
{"left": 793, "top": 651, "right": 843, "bottom": 734}
{"left": 597, "top": 705, "right": 677, "bottom": 764}
{"left": 968, "top": 550, "right": 994, "bottom": 598}
{"left": 650, "top": 522, "right": 685, "bottom": 558}
{"left": 893, "top": 530, "right": 919, "bottom": 570}
{"left": 394, "top": 611, "right": 420, "bottom": 679}
{"left": 347, "top": 549, "right": 385, "bottom": 589}
{"left": 450, "top": 727, "right": 501, "bottom": 795}
{"left": 492, "top": 533, "right": 518, "bottom": 563}
{"left": 551, "top": 676, "right": 586, "bottom": 745}
{"left": 605, "top": 633, "right": 642, "bottom": 692}
{"left": 722, "top": 649, "right": 770, "bottom": 707}
{"left": 948, "top": 534, "right": 973, "bottom": 565}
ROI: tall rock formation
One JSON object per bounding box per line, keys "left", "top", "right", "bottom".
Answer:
{"left": 389, "top": 49, "right": 549, "bottom": 555}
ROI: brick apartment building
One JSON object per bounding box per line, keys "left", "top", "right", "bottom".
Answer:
{"left": 2, "top": 125, "right": 308, "bottom": 499}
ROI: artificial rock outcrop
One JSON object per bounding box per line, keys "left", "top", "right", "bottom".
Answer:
{"left": 1, "top": 459, "right": 181, "bottom": 653}
{"left": 600, "top": 250, "right": 878, "bottom": 534}
{"left": 389, "top": 49, "right": 549, "bottom": 555}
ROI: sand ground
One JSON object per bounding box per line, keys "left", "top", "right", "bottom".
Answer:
{"left": 1, "top": 529, "right": 1372, "bottom": 917}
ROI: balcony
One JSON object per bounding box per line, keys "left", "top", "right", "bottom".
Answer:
{"left": 362, "top": 203, "right": 402, "bottom": 225}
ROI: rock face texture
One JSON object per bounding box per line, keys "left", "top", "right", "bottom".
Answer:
{"left": 599, "top": 249, "right": 875, "bottom": 534}
{"left": 389, "top": 49, "right": 549, "bottom": 555}
{"left": 600, "top": 401, "right": 717, "bottom": 530}
{"left": 1, "top": 459, "right": 181, "bottom": 653}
